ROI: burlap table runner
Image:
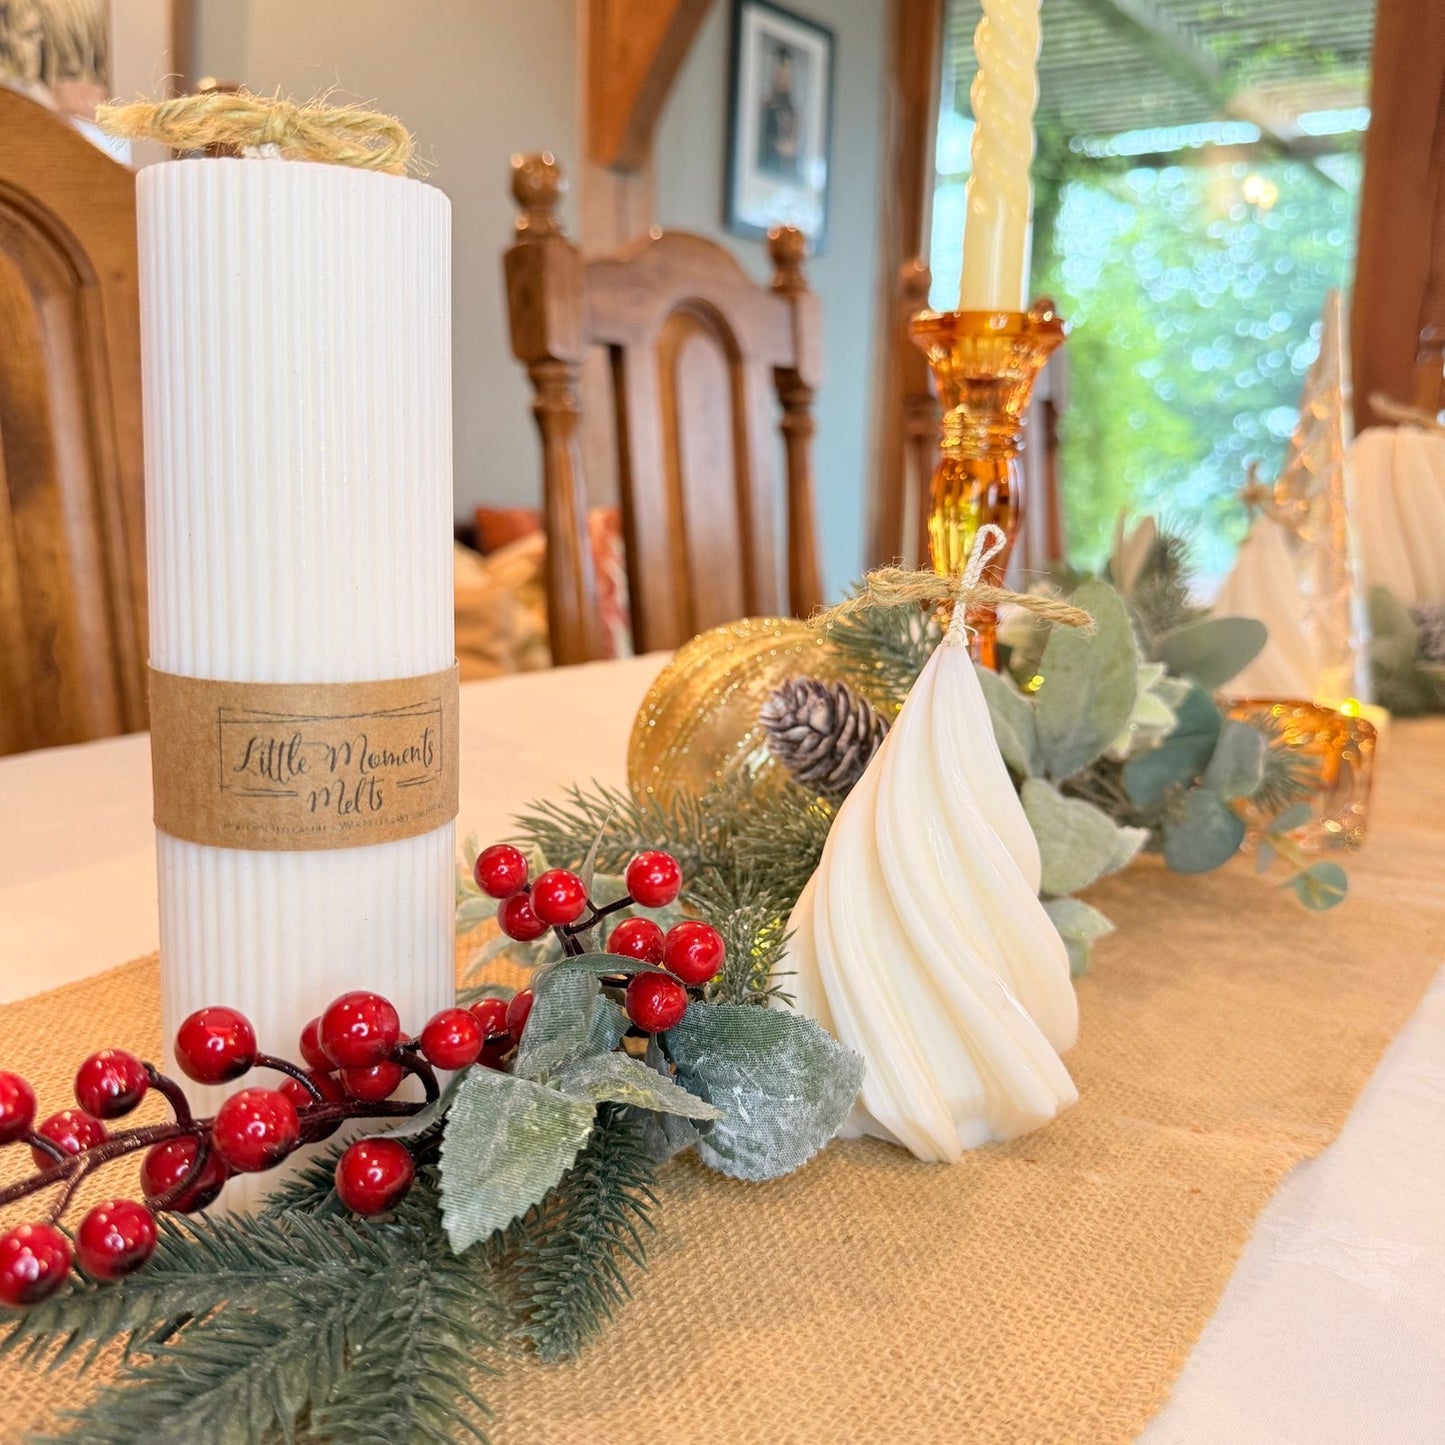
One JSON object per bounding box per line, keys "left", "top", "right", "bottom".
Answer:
{"left": 2, "top": 720, "right": 1442, "bottom": 1444}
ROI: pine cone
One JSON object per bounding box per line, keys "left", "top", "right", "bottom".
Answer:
{"left": 760, "top": 677, "right": 889, "bottom": 797}
{"left": 1411, "top": 602, "right": 1445, "bottom": 662}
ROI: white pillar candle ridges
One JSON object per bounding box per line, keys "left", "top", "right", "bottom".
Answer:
{"left": 139, "top": 159, "right": 454, "bottom": 1202}
{"left": 958, "top": 0, "right": 1042, "bottom": 312}
{"left": 778, "top": 633, "right": 1078, "bottom": 1162}
{"left": 1351, "top": 425, "right": 1445, "bottom": 607}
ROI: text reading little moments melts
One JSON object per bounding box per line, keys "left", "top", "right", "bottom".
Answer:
{"left": 149, "top": 667, "right": 460, "bottom": 852}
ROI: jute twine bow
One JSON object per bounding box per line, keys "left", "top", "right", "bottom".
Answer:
{"left": 96, "top": 91, "right": 415, "bottom": 175}
{"left": 813, "top": 524, "right": 1094, "bottom": 645}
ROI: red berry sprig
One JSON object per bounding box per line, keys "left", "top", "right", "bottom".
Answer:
{"left": 478, "top": 840, "right": 727, "bottom": 1037}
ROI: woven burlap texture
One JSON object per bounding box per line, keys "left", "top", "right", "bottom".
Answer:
{"left": 2, "top": 719, "right": 1442, "bottom": 1445}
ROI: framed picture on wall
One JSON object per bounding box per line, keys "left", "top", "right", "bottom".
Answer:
{"left": 725, "top": 0, "right": 834, "bottom": 249}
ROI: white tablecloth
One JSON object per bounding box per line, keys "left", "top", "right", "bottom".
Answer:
{"left": 1, "top": 657, "right": 1440, "bottom": 1442}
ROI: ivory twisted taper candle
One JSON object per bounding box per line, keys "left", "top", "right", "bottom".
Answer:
{"left": 139, "top": 157, "right": 454, "bottom": 1208}
{"left": 959, "top": 0, "right": 1043, "bottom": 311}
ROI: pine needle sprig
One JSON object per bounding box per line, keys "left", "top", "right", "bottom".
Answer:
{"left": 514, "top": 784, "right": 715, "bottom": 879}
{"left": 1249, "top": 715, "right": 1320, "bottom": 816}
{"left": 1129, "top": 529, "right": 1208, "bottom": 641}
{"left": 511, "top": 1105, "right": 657, "bottom": 1363}
{"left": 819, "top": 598, "right": 939, "bottom": 709}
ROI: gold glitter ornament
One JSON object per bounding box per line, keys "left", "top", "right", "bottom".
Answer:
{"left": 627, "top": 617, "right": 848, "bottom": 806}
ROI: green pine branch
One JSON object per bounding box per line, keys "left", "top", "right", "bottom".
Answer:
{"left": 511, "top": 1105, "right": 657, "bottom": 1363}
{"left": 819, "top": 600, "right": 939, "bottom": 710}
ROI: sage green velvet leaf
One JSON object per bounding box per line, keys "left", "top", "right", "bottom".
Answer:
{"left": 439, "top": 1068, "right": 595, "bottom": 1253}
{"left": 974, "top": 664, "right": 1042, "bottom": 776}
{"left": 1162, "top": 789, "right": 1246, "bottom": 873}
{"left": 1201, "top": 719, "right": 1267, "bottom": 800}
{"left": 1266, "top": 802, "right": 1313, "bottom": 834}
{"left": 1035, "top": 580, "right": 1140, "bottom": 781}
{"left": 1043, "top": 896, "right": 1116, "bottom": 978}
{"left": 665, "top": 1003, "right": 864, "bottom": 1181}
{"left": 1122, "top": 684, "right": 1222, "bottom": 809}
{"left": 513, "top": 969, "right": 613, "bottom": 1083}
{"left": 558, "top": 1053, "right": 722, "bottom": 1120}
{"left": 1021, "top": 778, "right": 1128, "bottom": 896}
{"left": 383, "top": 1065, "right": 468, "bottom": 1139}
{"left": 536, "top": 951, "right": 670, "bottom": 984}
{"left": 1155, "top": 615, "right": 1267, "bottom": 688}
{"left": 626, "top": 1037, "right": 708, "bottom": 1164}
{"left": 1290, "top": 861, "right": 1349, "bottom": 910}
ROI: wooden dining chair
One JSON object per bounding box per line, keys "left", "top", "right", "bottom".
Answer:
{"left": 504, "top": 153, "right": 824, "bottom": 663}
{"left": 0, "top": 88, "right": 147, "bottom": 756}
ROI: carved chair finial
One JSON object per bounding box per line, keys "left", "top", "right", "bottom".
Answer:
{"left": 510, "top": 152, "right": 565, "bottom": 238}
{"left": 768, "top": 225, "right": 808, "bottom": 294}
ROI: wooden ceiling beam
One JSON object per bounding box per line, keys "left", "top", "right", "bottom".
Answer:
{"left": 587, "top": 0, "right": 716, "bottom": 173}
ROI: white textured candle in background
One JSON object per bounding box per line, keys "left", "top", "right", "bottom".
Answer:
{"left": 139, "top": 158, "right": 454, "bottom": 1201}
{"left": 958, "top": 0, "right": 1043, "bottom": 311}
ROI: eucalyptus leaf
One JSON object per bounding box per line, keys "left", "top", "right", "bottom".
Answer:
{"left": 439, "top": 1068, "right": 595, "bottom": 1252}
{"left": 1201, "top": 719, "right": 1266, "bottom": 800}
{"left": 1043, "top": 896, "right": 1116, "bottom": 977}
{"left": 1266, "top": 802, "right": 1313, "bottom": 834}
{"left": 1122, "top": 684, "right": 1222, "bottom": 810}
{"left": 1155, "top": 616, "right": 1267, "bottom": 688}
{"left": 1021, "top": 779, "right": 1128, "bottom": 897}
{"left": 666, "top": 1003, "right": 864, "bottom": 1181}
{"left": 558, "top": 1053, "right": 722, "bottom": 1120}
{"left": 1255, "top": 840, "right": 1277, "bottom": 875}
{"left": 1034, "top": 580, "right": 1140, "bottom": 780}
{"left": 1162, "top": 789, "right": 1246, "bottom": 873}
{"left": 1108, "top": 825, "right": 1149, "bottom": 874}
{"left": 1289, "top": 861, "right": 1348, "bottom": 910}
{"left": 974, "top": 664, "right": 1042, "bottom": 776}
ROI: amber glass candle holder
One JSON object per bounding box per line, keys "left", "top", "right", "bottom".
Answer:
{"left": 909, "top": 300, "right": 1068, "bottom": 667}
{"left": 1227, "top": 698, "right": 1378, "bottom": 851}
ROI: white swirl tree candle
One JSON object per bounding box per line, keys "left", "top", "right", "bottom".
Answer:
{"left": 958, "top": 0, "right": 1043, "bottom": 311}
{"left": 138, "top": 155, "right": 455, "bottom": 1205}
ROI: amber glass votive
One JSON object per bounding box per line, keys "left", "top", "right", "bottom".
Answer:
{"left": 1227, "top": 698, "right": 1378, "bottom": 850}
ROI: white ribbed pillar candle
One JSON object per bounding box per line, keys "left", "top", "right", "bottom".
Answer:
{"left": 139, "top": 158, "right": 454, "bottom": 1206}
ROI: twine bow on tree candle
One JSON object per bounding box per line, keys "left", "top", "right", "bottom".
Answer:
{"left": 96, "top": 90, "right": 415, "bottom": 173}
{"left": 813, "top": 524, "right": 1093, "bottom": 645}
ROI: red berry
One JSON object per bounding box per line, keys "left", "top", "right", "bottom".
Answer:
{"left": 663, "top": 921, "right": 726, "bottom": 986}
{"left": 505, "top": 988, "right": 534, "bottom": 1039}
{"left": 340, "top": 1059, "right": 406, "bottom": 1102}
{"left": 530, "top": 868, "right": 589, "bottom": 926}
{"left": 211, "top": 1088, "right": 300, "bottom": 1173}
{"left": 335, "top": 1138, "right": 415, "bottom": 1216}
{"left": 319, "top": 991, "right": 401, "bottom": 1069}
{"left": 298, "top": 1017, "right": 331, "bottom": 1071}
{"left": 31, "top": 1109, "right": 108, "bottom": 1170}
{"left": 0, "top": 1223, "right": 72, "bottom": 1306}
{"left": 474, "top": 843, "right": 530, "bottom": 899}
{"left": 626, "top": 851, "right": 683, "bottom": 908}
{"left": 75, "top": 1200, "right": 157, "bottom": 1281}
{"left": 174, "top": 1006, "right": 257, "bottom": 1085}
{"left": 419, "top": 1008, "right": 484, "bottom": 1070}
{"left": 280, "top": 1069, "right": 345, "bottom": 1140}
{"left": 497, "top": 892, "right": 549, "bottom": 942}
{"left": 607, "top": 917, "right": 666, "bottom": 963}
{"left": 140, "top": 1135, "right": 229, "bottom": 1213}
{"left": 468, "top": 997, "right": 509, "bottom": 1041}
{"left": 0, "top": 1072, "right": 37, "bottom": 1146}
{"left": 625, "top": 973, "right": 689, "bottom": 1033}
{"left": 73, "top": 1049, "right": 149, "bottom": 1120}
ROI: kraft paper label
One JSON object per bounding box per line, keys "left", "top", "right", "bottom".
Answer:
{"left": 149, "top": 666, "right": 460, "bottom": 851}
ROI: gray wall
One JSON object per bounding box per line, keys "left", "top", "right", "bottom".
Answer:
{"left": 190, "top": 0, "right": 884, "bottom": 598}
{"left": 654, "top": 0, "right": 885, "bottom": 597}
{"left": 192, "top": 0, "right": 578, "bottom": 535}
